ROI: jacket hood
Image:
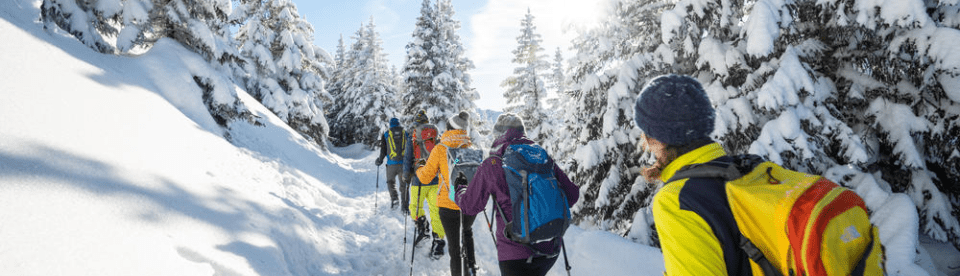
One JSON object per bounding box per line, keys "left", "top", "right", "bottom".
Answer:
{"left": 491, "top": 128, "right": 533, "bottom": 155}
{"left": 441, "top": 129, "right": 471, "bottom": 148}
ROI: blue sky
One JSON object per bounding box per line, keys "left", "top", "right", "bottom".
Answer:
{"left": 291, "top": 0, "right": 610, "bottom": 111}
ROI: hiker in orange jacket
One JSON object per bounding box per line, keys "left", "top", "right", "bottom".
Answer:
{"left": 416, "top": 111, "right": 478, "bottom": 276}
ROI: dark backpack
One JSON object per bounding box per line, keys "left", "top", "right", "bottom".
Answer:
{"left": 386, "top": 127, "right": 405, "bottom": 162}
{"left": 493, "top": 144, "right": 571, "bottom": 257}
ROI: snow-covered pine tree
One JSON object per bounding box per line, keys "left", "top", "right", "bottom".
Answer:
{"left": 562, "top": 0, "right": 672, "bottom": 241}
{"left": 325, "top": 35, "right": 348, "bottom": 122}
{"left": 40, "top": 0, "right": 254, "bottom": 130}
{"left": 501, "top": 9, "right": 550, "bottom": 142}
{"left": 327, "top": 25, "right": 367, "bottom": 146}
{"left": 565, "top": 0, "right": 960, "bottom": 250}
{"left": 433, "top": 0, "right": 479, "bottom": 129}
{"left": 401, "top": 0, "right": 477, "bottom": 130}
{"left": 40, "top": 0, "right": 121, "bottom": 54}
{"left": 798, "top": 0, "right": 960, "bottom": 249}
{"left": 541, "top": 47, "right": 567, "bottom": 160}
{"left": 234, "top": 0, "right": 332, "bottom": 147}
{"left": 401, "top": 0, "right": 440, "bottom": 124}
{"left": 328, "top": 18, "right": 398, "bottom": 147}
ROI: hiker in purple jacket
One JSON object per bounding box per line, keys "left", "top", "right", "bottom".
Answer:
{"left": 454, "top": 113, "right": 580, "bottom": 276}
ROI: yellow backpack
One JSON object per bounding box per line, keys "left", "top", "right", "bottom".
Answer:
{"left": 668, "top": 155, "right": 885, "bottom": 276}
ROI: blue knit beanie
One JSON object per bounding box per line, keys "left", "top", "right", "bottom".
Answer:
{"left": 389, "top": 117, "right": 400, "bottom": 128}
{"left": 633, "top": 74, "right": 715, "bottom": 146}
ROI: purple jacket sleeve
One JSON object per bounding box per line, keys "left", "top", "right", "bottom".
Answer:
{"left": 554, "top": 164, "right": 579, "bottom": 206}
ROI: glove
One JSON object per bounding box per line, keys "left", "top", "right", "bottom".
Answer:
{"left": 416, "top": 159, "right": 426, "bottom": 167}
{"left": 453, "top": 175, "right": 469, "bottom": 191}
{"left": 375, "top": 157, "right": 383, "bottom": 166}
{"left": 454, "top": 175, "right": 469, "bottom": 194}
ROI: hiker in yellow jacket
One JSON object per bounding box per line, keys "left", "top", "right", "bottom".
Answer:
{"left": 632, "top": 74, "right": 748, "bottom": 275}
{"left": 633, "top": 74, "right": 883, "bottom": 276}
{"left": 416, "top": 111, "right": 478, "bottom": 276}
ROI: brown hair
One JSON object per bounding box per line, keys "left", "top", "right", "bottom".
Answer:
{"left": 641, "top": 134, "right": 712, "bottom": 183}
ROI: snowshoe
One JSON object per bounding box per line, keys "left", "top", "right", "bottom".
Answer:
{"left": 430, "top": 239, "right": 445, "bottom": 260}
{"left": 412, "top": 217, "right": 430, "bottom": 247}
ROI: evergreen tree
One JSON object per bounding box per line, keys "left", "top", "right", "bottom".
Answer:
{"left": 564, "top": 0, "right": 960, "bottom": 250}
{"left": 561, "top": 0, "right": 671, "bottom": 241}
{"left": 401, "top": 0, "right": 440, "bottom": 123}
{"left": 234, "top": 0, "right": 332, "bottom": 147}
{"left": 41, "top": 0, "right": 122, "bottom": 54}
{"left": 40, "top": 0, "right": 255, "bottom": 130}
{"left": 401, "top": 0, "right": 477, "bottom": 128}
{"left": 541, "top": 47, "right": 567, "bottom": 157}
{"left": 328, "top": 19, "right": 398, "bottom": 147}
{"left": 501, "top": 9, "right": 550, "bottom": 142}
{"left": 434, "top": 0, "right": 479, "bottom": 125}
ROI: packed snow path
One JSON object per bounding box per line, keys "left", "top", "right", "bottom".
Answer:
{"left": 2, "top": 1, "right": 955, "bottom": 275}
{"left": 0, "top": 2, "right": 661, "bottom": 275}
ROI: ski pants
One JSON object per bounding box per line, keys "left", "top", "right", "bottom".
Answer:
{"left": 439, "top": 207, "right": 477, "bottom": 276}
{"left": 409, "top": 181, "right": 445, "bottom": 239}
{"left": 384, "top": 164, "right": 403, "bottom": 205}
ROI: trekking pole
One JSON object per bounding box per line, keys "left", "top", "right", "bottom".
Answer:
{"left": 402, "top": 205, "right": 408, "bottom": 261}
{"left": 460, "top": 208, "right": 466, "bottom": 276}
{"left": 561, "top": 240, "right": 572, "bottom": 276}
{"left": 409, "top": 182, "right": 424, "bottom": 276}
{"left": 482, "top": 197, "right": 497, "bottom": 244}
{"left": 375, "top": 165, "right": 380, "bottom": 214}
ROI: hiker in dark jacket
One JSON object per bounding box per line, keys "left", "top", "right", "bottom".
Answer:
{"left": 454, "top": 113, "right": 580, "bottom": 276}
{"left": 376, "top": 117, "right": 406, "bottom": 209}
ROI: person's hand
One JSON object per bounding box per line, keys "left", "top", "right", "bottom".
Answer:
{"left": 454, "top": 175, "right": 469, "bottom": 194}
{"left": 375, "top": 157, "right": 383, "bottom": 166}
{"left": 416, "top": 159, "right": 426, "bottom": 167}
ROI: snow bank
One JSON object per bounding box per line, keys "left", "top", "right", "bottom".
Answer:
{"left": 825, "top": 166, "right": 930, "bottom": 276}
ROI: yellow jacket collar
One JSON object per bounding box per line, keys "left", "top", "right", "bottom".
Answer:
{"left": 659, "top": 142, "right": 727, "bottom": 183}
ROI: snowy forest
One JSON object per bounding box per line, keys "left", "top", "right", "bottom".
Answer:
{"left": 38, "top": 0, "right": 960, "bottom": 255}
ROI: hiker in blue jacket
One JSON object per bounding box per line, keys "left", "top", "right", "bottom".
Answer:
{"left": 454, "top": 113, "right": 580, "bottom": 276}
{"left": 375, "top": 117, "right": 407, "bottom": 210}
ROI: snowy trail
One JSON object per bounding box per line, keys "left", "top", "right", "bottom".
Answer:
{"left": 0, "top": 3, "right": 662, "bottom": 275}
{"left": 4, "top": 1, "right": 952, "bottom": 275}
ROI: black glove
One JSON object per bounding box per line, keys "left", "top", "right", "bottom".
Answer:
{"left": 375, "top": 157, "right": 383, "bottom": 166}
{"left": 416, "top": 159, "right": 426, "bottom": 167}
{"left": 454, "top": 175, "right": 469, "bottom": 194}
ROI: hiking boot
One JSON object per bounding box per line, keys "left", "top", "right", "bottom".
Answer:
{"left": 430, "top": 239, "right": 445, "bottom": 260}
{"left": 412, "top": 217, "right": 430, "bottom": 247}
{"left": 390, "top": 199, "right": 399, "bottom": 210}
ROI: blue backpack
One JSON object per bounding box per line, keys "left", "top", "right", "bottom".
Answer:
{"left": 494, "top": 144, "right": 571, "bottom": 257}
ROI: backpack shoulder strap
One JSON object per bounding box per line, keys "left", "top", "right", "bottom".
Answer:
{"left": 739, "top": 234, "right": 784, "bottom": 276}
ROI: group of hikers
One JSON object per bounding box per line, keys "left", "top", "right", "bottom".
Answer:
{"left": 376, "top": 108, "right": 579, "bottom": 276}
{"left": 374, "top": 74, "right": 885, "bottom": 276}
